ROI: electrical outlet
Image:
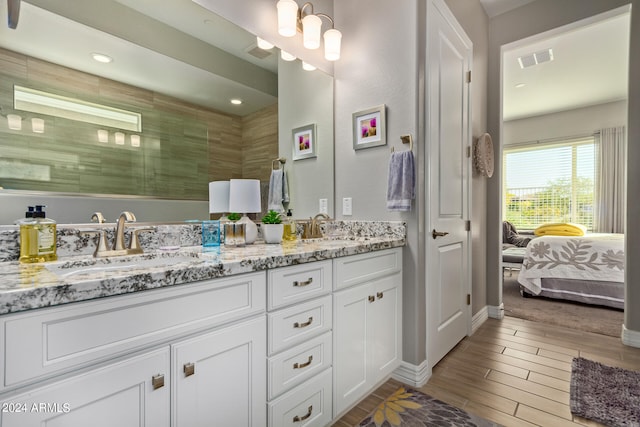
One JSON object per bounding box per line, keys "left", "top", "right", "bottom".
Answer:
{"left": 343, "top": 197, "right": 352, "bottom": 216}
{"left": 319, "top": 198, "right": 328, "bottom": 214}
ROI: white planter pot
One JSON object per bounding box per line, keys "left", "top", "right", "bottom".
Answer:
{"left": 262, "top": 224, "right": 284, "bottom": 244}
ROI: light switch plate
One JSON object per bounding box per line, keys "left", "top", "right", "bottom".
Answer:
{"left": 319, "top": 198, "right": 328, "bottom": 214}
{"left": 343, "top": 197, "right": 352, "bottom": 216}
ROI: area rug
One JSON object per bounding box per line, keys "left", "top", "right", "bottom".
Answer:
{"left": 502, "top": 275, "right": 623, "bottom": 337}
{"left": 570, "top": 357, "right": 640, "bottom": 426}
{"left": 358, "top": 387, "right": 500, "bottom": 427}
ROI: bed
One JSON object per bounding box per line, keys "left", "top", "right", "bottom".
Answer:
{"left": 517, "top": 233, "right": 625, "bottom": 309}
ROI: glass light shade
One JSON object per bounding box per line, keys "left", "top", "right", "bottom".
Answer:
{"left": 209, "top": 181, "right": 230, "bottom": 213}
{"left": 323, "top": 28, "right": 342, "bottom": 61}
{"left": 97, "top": 129, "right": 109, "bottom": 143}
{"left": 302, "top": 14, "right": 322, "bottom": 49}
{"left": 31, "top": 118, "right": 44, "bottom": 133}
{"left": 302, "top": 62, "right": 316, "bottom": 71}
{"left": 277, "top": 0, "right": 298, "bottom": 37}
{"left": 280, "top": 50, "right": 296, "bottom": 61}
{"left": 256, "top": 36, "right": 274, "bottom": 50}
{"left": 228, "top": 179, "right": 261, "bottom": 213}
{"left": 7, "top": 114, "right": 21, "bottom": 130}
{"left": 115, "top": 132, "right": 125, "bottom": 145}
{"left": 130, "top": 134, "right": 140, "bottom": 147}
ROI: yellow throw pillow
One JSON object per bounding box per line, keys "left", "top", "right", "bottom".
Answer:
{"left": 534, "top": 222, "right": 586, "bottom": 236}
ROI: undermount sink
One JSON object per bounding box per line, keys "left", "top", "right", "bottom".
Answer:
{"left": 45, "top": 251, "right": 215, "bottom": 279}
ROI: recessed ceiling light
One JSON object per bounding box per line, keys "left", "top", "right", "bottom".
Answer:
{"left": 91, "top": 53, "right": 113, "bottom": 63}
{"left": 230, "top": 99, "right": 243, "bottom": 105}
{"left": 515, "top": 83, "right": 526, "bottom": 88}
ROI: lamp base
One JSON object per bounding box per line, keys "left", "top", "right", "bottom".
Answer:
{"left": 238, "top": 215, "right": 258, "bottom": 244}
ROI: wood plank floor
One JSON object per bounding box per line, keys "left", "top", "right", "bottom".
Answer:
{"left": 333, "top": 316, "right": 640, "bottom": 426}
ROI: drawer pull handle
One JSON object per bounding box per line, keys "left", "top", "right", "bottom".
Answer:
{"left": 293, "top": 355, "right": 313, "bottom": 369}
{"left": 294, "top": 317, "right": 313, "bottom": 328}
{"left": 152, "top": 374, "right": 165, "bottom": 390}
{"left": 368, "top": 295, "right": 375, "bottom": 303}
{"left": 293, "top": 277, "right": 313, "bottom": 287}
{"left": 293, "top": 405, "right": 313, "bottom": 422}
{"left": 377, "top": 292, "right": 384, "bottom": 299}
{"left": 184, "top": 362, "right": 195, "bottom": 377}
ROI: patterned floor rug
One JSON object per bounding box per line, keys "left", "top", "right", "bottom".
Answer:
{"left": 358, "top": 387, "right": 501, "bottom": 427}
{"left": 571, "top": 357, "right": 640, "bottom": 426}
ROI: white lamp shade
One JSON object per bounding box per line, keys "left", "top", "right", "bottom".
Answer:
{"left": 302, "top": 14, "right": 322, "bottom": 49}
{"left": 280, "top": 50, "right": 296, "bottom": 61}
{"left": 209, "top": 181, "right": 230, "bottom": 213}
{"left": 31, "top": 118, "right": 45, "bottom": 133}
{"left": 7, "top": 114, "right": 22, "bottom": 130}
{"left": 277, "top": 0, "right": 298, "bottom": 37}
{"left": 229, "top": 179, "right": 261, "bottom": 213}
{"left": 323, "top": 28, "right": 342, "bottom": 61}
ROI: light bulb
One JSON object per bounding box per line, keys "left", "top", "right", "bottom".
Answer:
{"left": 302, "top": 14, "right": 321, "bottom": 49}
{"left": 31, "top": 118, "right": 45, "bottom": 133}
{"left": 280, "top": 50, "right": 296, "bottom": 61}
{"left": 115, "top": 132, "right": 125, "bottom": 145}
{"left": 302, "top": 62, "right": 316, "bottom": 71}
{"left": 323, "top": 28, "right": 342, "bottom": 61}
{"left": 277, "top": 0, "right": 298, "bottom": 37}
{"left": 97, "top": 129, "right": 109, "bottom": 143}
{"left": 256, "top": 37, "right": 274, "bottom": 50}
{"left": 7, "top": 114, "right": 21, "bottom": 130}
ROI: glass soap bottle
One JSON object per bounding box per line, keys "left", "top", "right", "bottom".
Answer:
{"left": 19, "top": 205, "right": 58, "bottom": 263}
{"left": 282, "top": 209, "right": 297, "bottom": 242}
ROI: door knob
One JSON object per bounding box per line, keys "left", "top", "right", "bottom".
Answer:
{"left": 432, "top": 229, "right": 449, "bottom": 239}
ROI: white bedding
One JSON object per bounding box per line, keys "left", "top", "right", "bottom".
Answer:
{"left": 517, "top": 233, "right": 624, "bottom": 295}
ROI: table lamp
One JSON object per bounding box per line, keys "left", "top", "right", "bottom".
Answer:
{"left": 209, "top": 181, "right": 230, "bottom": 220}
{"left": 229, "top": 179, "right": 262, "bottom": 244}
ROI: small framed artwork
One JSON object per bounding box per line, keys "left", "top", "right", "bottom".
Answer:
{"left": 292, "top": 124, "right": 317, "bottom": 160}
{"left": 353, "top": 104, "right": 386, "bottom": 150}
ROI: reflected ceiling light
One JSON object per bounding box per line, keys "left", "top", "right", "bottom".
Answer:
{"left": 280, "top": 50, "right": 296, "bottom": 61}
{"left": 230, "top": 99, "right": 243, "bottom": 105}
{"left": 276, "top": 1, "right": 342, "bottom": 61}
{"left": 97, "top": 129, "right": 109, "bottom": 143}
{"left": 130, "top": 135, "right": 140, "bottom": 147}
{"left": 115, "top": 132, "right": 125, "bottom": 145}
{"left": 31, "top": 118, "right": 44, "bottom": 133}
{"left": 7, "top": 114, "right": 22, "bottom": 130}
{"left": 256, "top": 37, "right": 274, "bottom": 50}
{"left": 302, "top": 62, "right": 316, "bottom": 71}
{"left": 91, "top": 53, "right": 113, "bottom": 63}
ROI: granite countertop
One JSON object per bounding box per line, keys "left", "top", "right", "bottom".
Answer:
{"left": 0, "top": 235, "right": 405, "bottom": 315}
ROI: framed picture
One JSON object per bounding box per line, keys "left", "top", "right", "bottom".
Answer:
{"left": 292, "top": 124, "right": 317, "bottom": 160}
{"left": 353, "top": 104, "right": 386, "bottom": 150}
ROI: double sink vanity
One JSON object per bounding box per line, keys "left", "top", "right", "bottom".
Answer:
{"left": 0, "top": 220, "right": 405, "bottom": 426}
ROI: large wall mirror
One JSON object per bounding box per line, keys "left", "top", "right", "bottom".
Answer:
{"left": 0, "top": 0, "right": 334, "bottom": 224}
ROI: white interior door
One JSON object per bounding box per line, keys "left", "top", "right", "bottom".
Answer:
{"left": 426, "top": 0, "right": 472, "bottom": 369}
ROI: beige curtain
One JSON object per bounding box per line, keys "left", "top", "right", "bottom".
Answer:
{"left": 595, "top": 126, "right": 626, "bottom": 233}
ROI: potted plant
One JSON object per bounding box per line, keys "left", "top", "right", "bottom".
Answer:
{"left": 227, "top": 212, "right": 241, "bottom": 222}
{"left": 261, "top": 210, "right": 284, "bottom": 244}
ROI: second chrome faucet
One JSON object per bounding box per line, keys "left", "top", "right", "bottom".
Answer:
{"left": 84, "top": 211, "right": 153, "bottom": 257}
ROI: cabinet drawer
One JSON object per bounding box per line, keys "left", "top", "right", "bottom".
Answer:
{"left": 268, "top": 261, "right": 332, "bottom": 310}
{"left": 268, "top": 331, "right": 332, "bottom": 399}
{"left": 268, "top": 368, "right": 332, "bottom": 427}
{"left": 334, "top": 248, "right": 402, "bottom": 290}
{"left": 268, "top": 295, "right": 332, "bottom": 355}
{"left": 2, "top": 272, "right": 266, "bottom": 390}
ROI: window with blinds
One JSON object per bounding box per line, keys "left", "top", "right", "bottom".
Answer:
{"left": 503, "top": 137, "right": 596, "bottom": 231}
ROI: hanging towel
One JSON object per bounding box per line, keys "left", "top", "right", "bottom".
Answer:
{"left": 268, "top": 169, "right": 289, "bottom": 213}
{"left": 386, "top": 151, "right": 415, "bottom": 211}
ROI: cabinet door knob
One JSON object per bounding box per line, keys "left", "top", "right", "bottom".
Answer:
{"left": 293, "top": 405, "right": 313, "bottom": 422}
{"left": 377, "top": 292, "right": 384, "bottom": 299}
{"left": 293, "top": 355, "right": 313, "bottom": 369}
{"left": 152, "top": 374, "right": 165, "bottom": 390}
{"left": 293, "top": 317, "right": 313, "bottom": 328}
{"left": 184, "top": 362, "right": 195, "bottom": 377}
{"left": 293, "top": 277, "right": 313, "bottom": 287}
{"left": 368, "top": 295, "right": 375, "bottom": 303}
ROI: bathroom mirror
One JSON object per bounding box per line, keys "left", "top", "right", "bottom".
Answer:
{"left": 0, "top": 0, "right": 334, "bottom": 224}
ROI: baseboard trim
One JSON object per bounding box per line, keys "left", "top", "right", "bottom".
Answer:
{"left": 622, "top": 324, "right": 640, "bottom": 348}
{"left": 472, "top": 306, "right": 489, "bottom": 334}
{"left": 392, "top": 360, "right": 430, "bottom": 388}
{"left": 487, "top": 303, "right": 505, "bottom": 319}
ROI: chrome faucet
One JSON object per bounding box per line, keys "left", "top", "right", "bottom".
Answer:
{"left": 303, "top": 213, "right": 331, "bottom": 239}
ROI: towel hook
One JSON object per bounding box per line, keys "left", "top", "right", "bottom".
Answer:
{"left": 391, "top": 134, "right": 413, "bottom": 152}
{"left": 272, "top": 157, "right": 286, "bottom": 170}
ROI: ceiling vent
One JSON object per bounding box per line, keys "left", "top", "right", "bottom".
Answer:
{"left": 517, "top": 48, "right": 554, "bottom": 69}
{"left": 245, "top": 45, "right": 273, "bottom": 60}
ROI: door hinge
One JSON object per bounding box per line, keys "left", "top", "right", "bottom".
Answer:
{"left": 465, "top": 220, "right": 471, "bottom": 232}
{"left": 466, "top": 70, "right": 471, "bottom": 83}
{"left": 467, "top": 294, "right": 471, "bottom": 305}
{"left": 466, "top": 146, "right": 471, "bottom": 158}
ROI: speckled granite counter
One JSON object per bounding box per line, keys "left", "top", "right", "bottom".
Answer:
{"left": 0, "top": 221, "right": 405, "bottom": 315}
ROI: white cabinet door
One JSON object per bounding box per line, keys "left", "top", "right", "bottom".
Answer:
{"left": 333, "top": 272, "right": 402, "bottom": 417}
{"left": 172, "top": 315, "right": 266, "bottom": 427}
{"left": 0, "top": 348, "right": 170, "bottom": 427}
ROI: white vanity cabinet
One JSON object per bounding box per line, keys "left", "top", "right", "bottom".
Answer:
{"left": 266, "top": 261, "right": 334, "bottom": 427}
{"left": 0, "top": 272, "right": 266, "bottom": 427}
{"left": 332, "top": 248, "right": 403, "bottom": 417}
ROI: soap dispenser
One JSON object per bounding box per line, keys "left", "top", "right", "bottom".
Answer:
{"left": 19, "top": 205, "right": 58, "bottom": 263}
{"left": 282, "top": 209, "right": 297, "bottom": 242}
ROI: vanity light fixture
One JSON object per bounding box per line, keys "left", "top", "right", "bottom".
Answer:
{"left": 280, "top": 50, "right": 296, "bottom": 61}
{"left": 115, "top": 132, "right": 125, "bottom": 145}
{"left": 256, "top": 37, "right": 274, "bottom": 50}
{"left": 97, "top": 129, "right": 109, "bottom": 143}
{"left": 130, "top": 134, "right": 140, "bottom": 147}
{"left": 7, "top": 114, "right": 22, "bottom": 130}
{"left": 276, "top": 0, "right": 342, "bottom": 61}
{"left": 31, "top": 117, "right": 44, "bottom": 133}
{"left": 91, "top": 53, "right": 113, "bottom": 63}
